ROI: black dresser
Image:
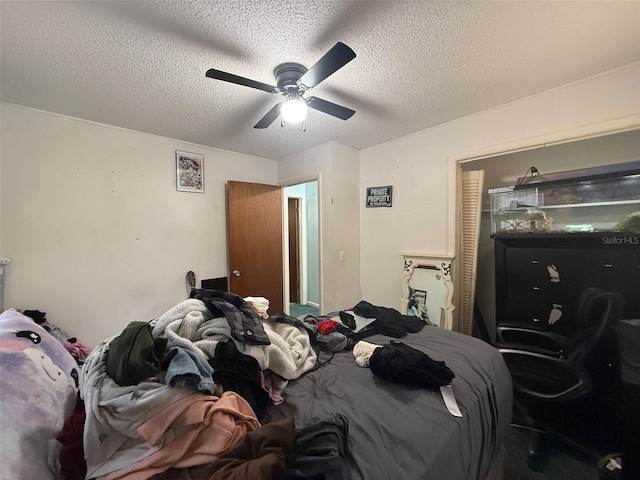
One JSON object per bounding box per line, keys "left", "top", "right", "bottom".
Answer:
{"left": 494, "top": 232, "right": 640, "bottom": 338}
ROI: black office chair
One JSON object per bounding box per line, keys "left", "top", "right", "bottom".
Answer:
{"left": 497, "top": 287, "right": 625, "bottom": 467}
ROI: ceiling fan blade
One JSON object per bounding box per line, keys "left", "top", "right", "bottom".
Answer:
{"left": 254, "top": 103, "right": 282, "bottom": 129}
{"left": 297, "top": 42, "right": 356, "bottom": 90}
{"left": 206, "top": 69, "right": 278, "bottom": 93}
{"left": 307, "top": 96, "right": 355, "bottom": 120}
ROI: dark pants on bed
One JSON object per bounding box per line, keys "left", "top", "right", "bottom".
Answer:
{"left": 279, "top": 413, "right": 350, "bottom": 480}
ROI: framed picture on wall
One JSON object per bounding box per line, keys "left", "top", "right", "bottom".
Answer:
{"left": 176, "top": 150, "right": 204, "bottom": 193}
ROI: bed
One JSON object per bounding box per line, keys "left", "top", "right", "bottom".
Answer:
{"left": 263, "top": 319, "right": 512, "bottom": 480}
{"left": 0, "top": 295, "right": 512, "bottom": 480}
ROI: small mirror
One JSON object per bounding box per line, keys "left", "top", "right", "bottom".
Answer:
{"left": 401, "top": 254, "right": 455, "bottom": 330}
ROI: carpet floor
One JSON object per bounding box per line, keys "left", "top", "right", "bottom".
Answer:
{"left": 289, "top": 303, "right": 319, "bottom": 318}
{"left": 503, "top": 425, "right": 606, "bottom": 480}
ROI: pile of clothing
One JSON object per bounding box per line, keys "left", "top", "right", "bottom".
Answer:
{"left": 352, "top": 340, "right": 455, "bottom": 390}
{"left": 299, "top": 300, "right": 428, "bottom": 353}
{"left": 22, "top": 309, "right": 91, "bottom": 363}
{"left": 58, "top": 290, "right": 350, "bottom": 480}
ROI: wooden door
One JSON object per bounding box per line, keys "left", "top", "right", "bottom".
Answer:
{"left": 288, "top": 198, "right": 300, "bottom": 303}
{"left": 227, "top": 181, "right": 284, "bottom": 314}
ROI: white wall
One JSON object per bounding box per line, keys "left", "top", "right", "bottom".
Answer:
{"left": 0, "top": 103, "right": 3, "bottom": 256}
{"left": 359, "top": 63, "right": 640, "bottom": 313}
{"left": 328, "top": 143, "right": 362, "bottom": 309}
{"left": 277, "top": 142, "right": 361, "bottom": 314}
{"left": 2, "top": 63, "right": 639, "bottom": 347}
{"left": 1, "top": 104, "right": 277, "bottom": 347}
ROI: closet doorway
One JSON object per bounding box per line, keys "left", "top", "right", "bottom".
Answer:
{"left": 285, "top": 181, "right": 320, "bottom": 318}
{"left": 455, "top": 128, "right": 640, "bottom": 342}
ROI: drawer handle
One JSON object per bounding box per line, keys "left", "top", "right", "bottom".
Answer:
{"left": 532, "top": 318, "right": 540, "bottom": 323}
{"left": 604, "top": 264, "right": 613, "bottom": 268}
{"left": 531, "top": 260, "right": 539, "bottom": 264}
{"left": 532, "top": 286, "right": 540, "bottom": 291}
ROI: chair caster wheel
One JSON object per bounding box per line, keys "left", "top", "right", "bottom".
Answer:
{"left": 526, "top": 431, "right": 545, "bottom": 471}
{"left": 527, "top": 452, "right": 544, "bottom": 471}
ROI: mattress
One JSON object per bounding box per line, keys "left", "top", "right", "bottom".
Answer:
{"left": 263, "top": 325, "right": 513, "bottom": 480}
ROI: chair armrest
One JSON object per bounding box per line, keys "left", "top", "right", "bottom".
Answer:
{"left": 496, "top": 327, "right": 567, "bottom": 356}
{"left": 499, "top": 348, "right": 592, "bottom": 402}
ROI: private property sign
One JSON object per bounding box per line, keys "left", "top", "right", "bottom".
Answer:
{"left": 366, "top": 185, "right": 393, "bottom": 207}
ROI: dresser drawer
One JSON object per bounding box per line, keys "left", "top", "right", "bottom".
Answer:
{"left": 506, "top": 248, "right": 636, "bottom": 291}
{"left": 503, "top": 301, "right": 575, "bottom": 335}
{"left": 505, "top": 281, "right": 558, "bottom": 304}
{"left": 504, "top": 248, "right": 566, "bottom": 277}
{"left": 495, "top": 235, "right": 640, "bottom": 342}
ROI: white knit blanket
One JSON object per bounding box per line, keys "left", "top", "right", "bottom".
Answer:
{"left": 239, "top": 318, "right": 317, "bottom": 380}
{"left": 151, "top": 299, "right": 231, "bottom": 359}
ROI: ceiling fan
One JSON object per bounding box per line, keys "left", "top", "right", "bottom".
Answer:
{"left": 206, "top": 42, "right": 356, "bottom": 129}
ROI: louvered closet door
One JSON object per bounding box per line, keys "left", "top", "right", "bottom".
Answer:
{"left": 458, "top": 170, "right": 484, "bottom": 336}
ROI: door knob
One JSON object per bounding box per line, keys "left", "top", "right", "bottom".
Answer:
{"left": 232, "top": 270, "right": 241, "bottom": 277}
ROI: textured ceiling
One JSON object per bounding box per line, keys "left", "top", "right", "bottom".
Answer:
{"left": 2, "top": 1, "right": 640, "bottom": 160}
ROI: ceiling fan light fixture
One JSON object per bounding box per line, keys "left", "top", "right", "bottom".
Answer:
{"left": 206, "top": 42, "right": 356, "bottom": 129}
{"left": 280, "top": 97, "right": 308, "bottom": 125}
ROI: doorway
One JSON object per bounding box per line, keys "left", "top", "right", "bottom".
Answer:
{"left": 455, "top": 128, "right": 640, "bottom": 342}
{"left": 285, "top": 181, "right": 320, "bottom": 317}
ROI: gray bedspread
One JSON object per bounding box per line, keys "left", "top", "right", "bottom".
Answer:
{"left": 263, "top": 326, "right": 512, "bottom": 480}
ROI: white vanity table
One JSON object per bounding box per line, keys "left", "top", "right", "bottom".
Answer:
{"left": 401, "top": 254, "right": 455, "bottom": 330}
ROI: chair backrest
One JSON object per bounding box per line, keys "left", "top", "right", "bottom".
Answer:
{"left": 562, "top": 288, "right": 625, "bottom": 397}
{"left": 564, "top": 287, "right": 625, "bottom": 366}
